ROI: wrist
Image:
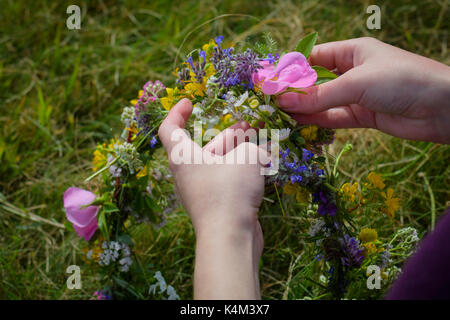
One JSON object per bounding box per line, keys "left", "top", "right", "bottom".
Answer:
{"left": 193, "top": 207, "right": 259, "bottom": 239}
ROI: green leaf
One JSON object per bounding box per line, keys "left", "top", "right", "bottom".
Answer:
{"left": 97, "top": 209, "right": 109, "bottom": 240}
{"left": 103, "top": 202, "right": 120, "bottom": 213}
{"left": 313, "top": 65, "right": 337, "bottom": 79}
{"left": 144, "top": 195, "right": 162, "bottom": 213}
{"left": 295, "top": 32, "right": 318, "bottom": 58}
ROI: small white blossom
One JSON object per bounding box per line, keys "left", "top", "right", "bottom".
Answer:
{"left": 258, "top": 104, "right": 275, "bottom": 116}
{"left": 120, "top": 106, "right": 136, "bottom": 128}
{"left": 114, "top": 142, "right": 143, "bottom": 175}
{"left": 279, "top": 128, "right": 291, "bottom": 141}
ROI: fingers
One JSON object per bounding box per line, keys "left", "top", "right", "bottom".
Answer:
{"left": 158, "top": 98, "right": 198, "bottom": 157}
{"left": 224, "top": 142, "right": 271, "bottom": 169}
{"left": 291, "top": 105, "right": 377, "bottom": 129}
{"left": 203, "top": 121, "right": 257, "bottom": 156}
{"left": 309, "top": 39, "right": 358, "bottom": 73}
{"left": 277, "top": 69, "right": 365, "bottom": 114}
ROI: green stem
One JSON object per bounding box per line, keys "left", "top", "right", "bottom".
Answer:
{"left": 333, "top": 142, "right": 353, "bottom": 178}
{"left": 273, "top": 183, "right": 286, "bottom": 217}
{"left": 85, "top": 157, "right": 118, "bottom": 183}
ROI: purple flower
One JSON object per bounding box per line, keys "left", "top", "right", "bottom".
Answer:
{"left": 313, "top": 190, "right": 337, "bottom": 216}
{"left": 262, "top": 53, "right": 279, "bottom": 64}
{"left": 340, "top": 235, "right": 364, "bottom": 268}
{"left": 63, "top": 187, "right": 99, "bottom": 242}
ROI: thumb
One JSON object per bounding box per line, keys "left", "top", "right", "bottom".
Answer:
{"left": 277, "top": 69, "right": 365, "bottom": 114}
{"left": 158, "top": 98, "right": 194, "bottom": 155}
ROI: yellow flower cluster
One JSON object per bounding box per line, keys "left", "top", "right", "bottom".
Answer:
{"left": 83, "top": 242, "right": 104, "bottom": 263}
{"left": 368, "top": 172, "right": 385, "bottom": 189}
{"left": 341, "top": 172, "right": 401, "bottom": 219}
{"left": 160, "top": 41, "right": 217, "bottom": 111}
{"left": 92, "top": 140, "right": 117, "bottom": 171}
{"left": 359, "top": 228, "right": 384, "bottom": 257}
{"left": 300, "top": 125, "right": 318, "bottom": 141}
{"left": 381, "top": 188, "right": 401, "bottom": 218}
{"left": 340, "top": 182, "right": 359, "bottom": 202}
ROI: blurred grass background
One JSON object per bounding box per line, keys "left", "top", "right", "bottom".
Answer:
{"left": 0, "top": 0, "right": 449, "bottom": 299}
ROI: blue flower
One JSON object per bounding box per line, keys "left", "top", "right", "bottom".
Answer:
{"left": 199, "top": 50, "right": 206, "bottom": 61}
{"left": 302, "top": 149, "right": 314, "bottom": 162}
{"left": 280, "top": 148, "right": 289, "bottom": 161}
{"left": 263, "top": 53, "right": 278, "bottom": 64}
{"left": 295, "top": 165, "right": 308, "bottom": 173}
{"left": 290, "top": 175, "right": 303, "bottom": 183}
{"left": 150, "top": 136, "right": 158, "bottom": 148}
{"left": 314, "top": 254, "right": 324, "bottom": 261}
{"left": 186, "top": 56, "right": 194, "bottom": 69}
{"left": 214, "top": 35, "right": 224, "bottom": 45}
{"left": 223, "top": 47, "right": 234, "bottom": 57}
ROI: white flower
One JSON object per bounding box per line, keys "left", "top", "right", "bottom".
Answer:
{"left": 119, "top": 257, "right": 133, "bottom": 272}
{"left": 115, "top": 142, "right": 143, "bottom": 174}
{"left": 120, "top": 106, "right": 136, "bottom": 128}
{"left": 258, "top": 104, "right": 275, "bottom": 116}
{"left": 279, "top": 128, "right": 291, "bottom": 141}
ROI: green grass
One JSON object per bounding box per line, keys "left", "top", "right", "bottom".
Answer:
{"left": 0, "top": 0, "right": 449, "bottom": 299}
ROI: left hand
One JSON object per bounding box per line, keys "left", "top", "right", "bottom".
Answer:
{"left": 158, "top": 98, "right": 268, "bottom": 299}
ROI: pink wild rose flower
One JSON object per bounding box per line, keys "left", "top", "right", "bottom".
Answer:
{"left": 252, "top": 52, "right": 317, "bottom": 95}
{"left": 63, "top": 187, "right": 99, "bottom": 241}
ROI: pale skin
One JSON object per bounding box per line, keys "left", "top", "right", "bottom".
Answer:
{"left": 158, "top": 37, "right": 450, "bottom": 300}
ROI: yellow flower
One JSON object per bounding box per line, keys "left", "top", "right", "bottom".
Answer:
{"left": 341, "top": 182, "right": 359, "bottom": 202}
{"left": 362, "top": 242, "right": 378, "bottom": 256}
{"left": 126, "top": 126, "right": 139, "bottom": 141}
{"left": 205, "top": 64, "right": 216, "bottom": 78}
{"left": 202, "top": 39, "right": 218, "bottom": 55}
{"left": 381, "top": 188, "right": 401, "bottom": 218}
{"left": 130, "top": 90, "right": 144, "bottom": 106}
{"left": 359, "top": 228, "right": 378, "bottom": 243}
{"left": 300, "top": 125, "right": 318, "bottom": 141}
{"left": 136, "top": 165, "right": 148, "bottom": 179}
{"left": 184, "top": 82, "right": 205, "bottom": 97}
{"left": 92, "top": 149, "right": 106, "bottom": 172}
{"left": 83, "top": 243, "right": 103, "bottom": 263}
{"left": 160, "top": 87, "right": 180, "bottom": 110}
{"left": 368, "top": 172, "right": 385, "bottom": 189}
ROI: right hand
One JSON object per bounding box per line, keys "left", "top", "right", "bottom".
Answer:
{"left": 277, "top": 37, "right": 450, "bottom": 144}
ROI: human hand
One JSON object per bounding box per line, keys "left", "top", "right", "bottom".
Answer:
{"left": 158, "top": 98, "right": 269, "bottom": 299}
{"left": 277, "top": 37, "right": 450, "bottom": 143}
